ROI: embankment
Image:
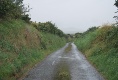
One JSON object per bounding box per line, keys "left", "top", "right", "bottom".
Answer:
{"left": 0, "top": 20, "right": 66, "bottom": 80}
{"left": 74, "top": 25, "right": 118, "bottom": 80}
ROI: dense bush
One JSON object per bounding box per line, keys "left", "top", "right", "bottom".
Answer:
{"left": 33, "top": 21, "right": 65, "bottom": 37}
{"left": 0, "top": 0, "right": 31, "bottom": 22}
{"left": 0, "top": 0, "right": 23, "bottom": 19}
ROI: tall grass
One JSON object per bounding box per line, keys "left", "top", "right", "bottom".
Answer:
{"left": 75, "top": 25, "right": 118, "bottom": 80}
{"left": 0, "top": 20, "right": 66, "bottom": 80}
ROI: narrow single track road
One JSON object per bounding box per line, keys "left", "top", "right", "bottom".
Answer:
{"left": 23, "top": 43, "right": 104, "bottom": 80}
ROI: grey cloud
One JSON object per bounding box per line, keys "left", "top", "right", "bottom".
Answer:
{"left": 24, "top": 0, "right": 116, "bottom": 33}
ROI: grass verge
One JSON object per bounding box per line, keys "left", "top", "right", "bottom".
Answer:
{"left": 74, "top": 25, "right": 118, "bottom": 80}
{"left": 0, "top": 20, "right": 66, "bottom": 80}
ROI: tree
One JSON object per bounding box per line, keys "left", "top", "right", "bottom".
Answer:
{"left": 75, "top": 32, "right": 82, "bottom": 38}
{"left": 114, "top": 0, "right": 118, "bottom": 23}
{"left": 82, "top": 27, "right": 98, "bottom": 36}
{"left": 115, "top": 0, "right": 118, "bottom": 7}
{"left": 22, "top": 14, "right": 31, "bottom": 23}
{"left": 33, "top": 21, "right": 65, "bottom": 37}
{"left": 0, "top": 0, "right": 30, "bottom": 20}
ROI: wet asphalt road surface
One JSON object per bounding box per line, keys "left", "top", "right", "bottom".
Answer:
{"left": 23, "top": 43, "right": 104, "bottom": 80}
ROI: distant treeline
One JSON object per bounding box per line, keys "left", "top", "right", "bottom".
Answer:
{"left": 74, "top": 26, "right": 98, "bottom": 38}
{"left": 32, "top": 21, "right": 66, "bottom": 37}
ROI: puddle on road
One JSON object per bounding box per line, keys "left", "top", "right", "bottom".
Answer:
{"left": 53, "top": 61, "right": 71, "bottom": 80}
{"left": 65, "top": 43, "right": 72, "bottom": 53}
{"left": 53, "top": 43, "right": 72, "bottom": 80}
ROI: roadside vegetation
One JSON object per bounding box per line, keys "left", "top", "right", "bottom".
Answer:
{"left": 1, "top": 0, "right": 118, "bottom": 80}
{"left": 74, "top": 25, "right": 118, "bottom": 80}
{"left": 0, "top": 0, "right": 31, "bottom": 23}
{"left": 0, "top": 20, "right": 66, "bottom": 80}
{"left": 0, "top": 0, "right": 66, "bottom": 80}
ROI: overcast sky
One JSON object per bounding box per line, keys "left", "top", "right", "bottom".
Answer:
{"left": 23, "top": 0, "right": 117, "bottom": 34}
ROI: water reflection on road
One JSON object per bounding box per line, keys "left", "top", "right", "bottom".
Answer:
{"left": 23, "top": 43, "right": 104, "bottom": 80}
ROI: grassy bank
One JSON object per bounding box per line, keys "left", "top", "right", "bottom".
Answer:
{"left": 74, "top": 25, "right": 118, "bottom": 80}
{"left": 0, "top": 20, "right": 66, "bottom": 80}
